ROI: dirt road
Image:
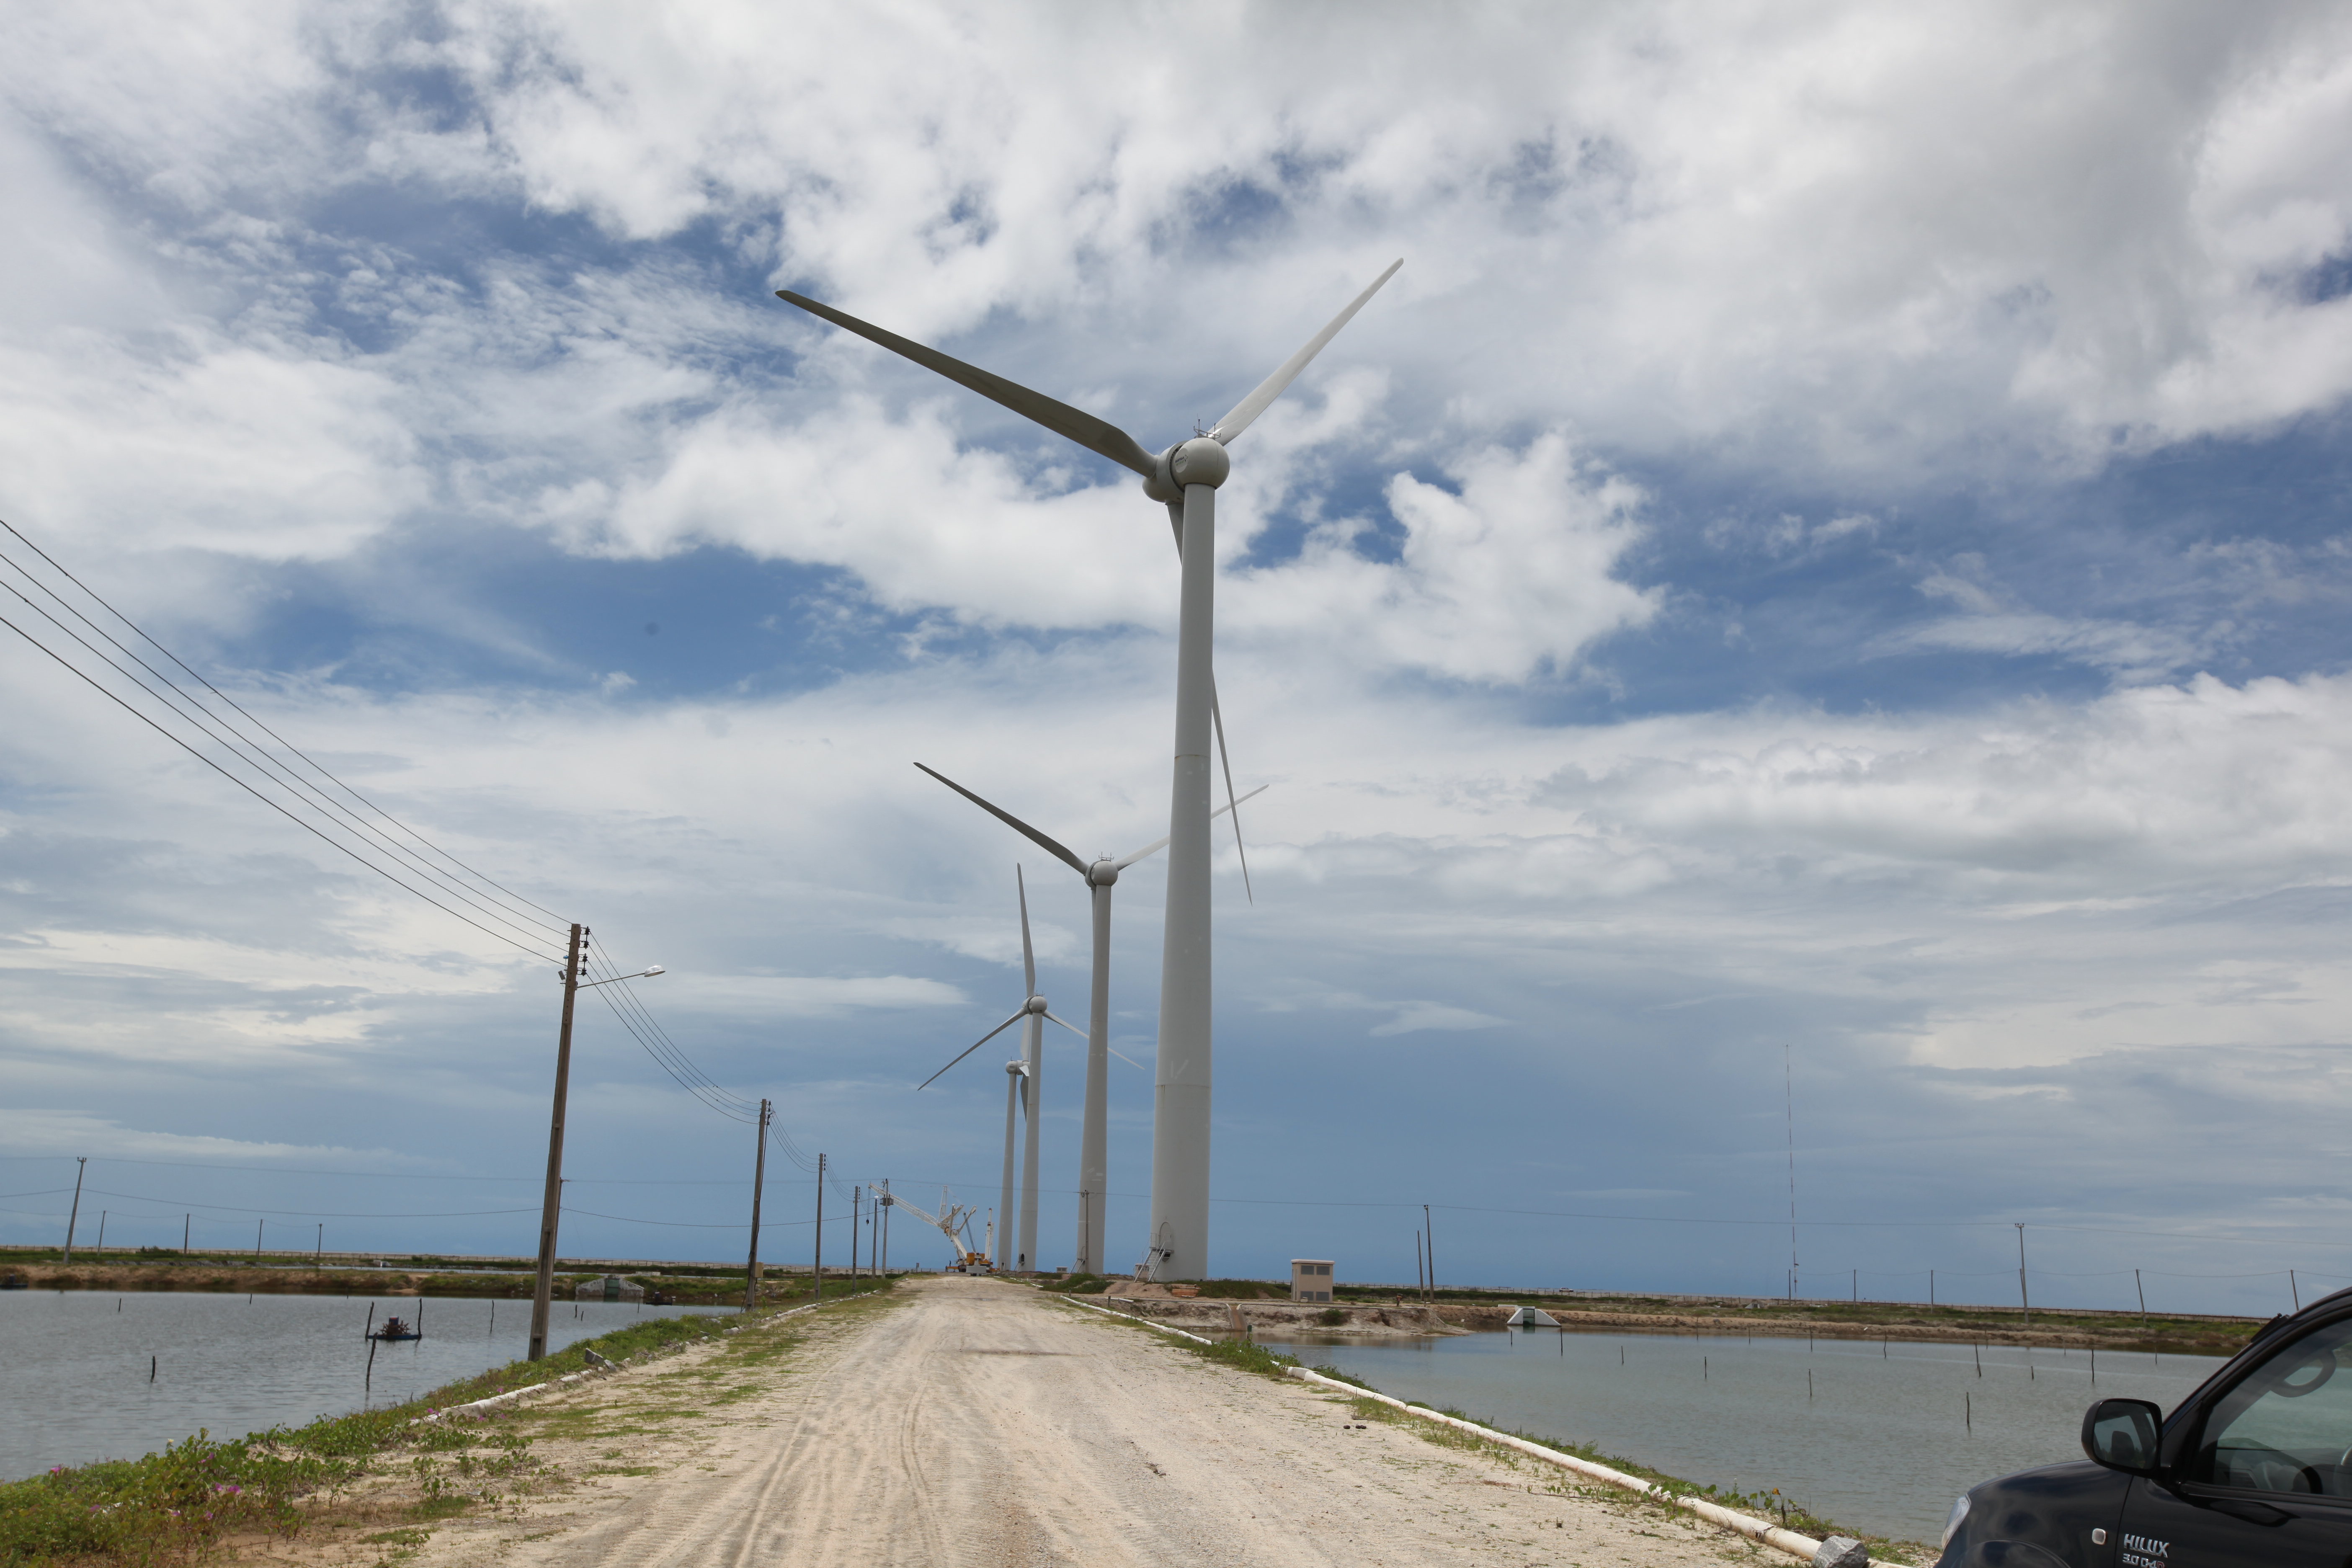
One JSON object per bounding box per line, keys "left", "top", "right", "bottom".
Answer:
{"left": 401, "top": 1275, "right": 1756, "bottom": 1568}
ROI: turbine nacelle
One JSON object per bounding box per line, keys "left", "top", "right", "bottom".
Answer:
{"left": 1023, "top": 994, "right": 1050, "bottom": 1016}
{"left": 1087, "top": 857, "right": 1120, "bottom": 888}
{"left": 1144, "top": 437, "right": 1230, "bottom": 501}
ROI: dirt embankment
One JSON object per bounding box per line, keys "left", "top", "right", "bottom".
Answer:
{"left": 3, "top": 1263, "right": 543, "bottom": 1297}
{"left": 1093, "top": 1285, "right": 2255, "bottom": 1356}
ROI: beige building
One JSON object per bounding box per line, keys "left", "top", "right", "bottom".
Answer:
{"left": 1290, "top": 1259, "right": 1335, "bottom": 1302}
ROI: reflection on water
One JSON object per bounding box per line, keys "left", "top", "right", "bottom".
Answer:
{"left": 0, "top": 1290, "right": 735, "bottom": 1480}
{"left": 1254, "top": 1326, "right": 2224, "bottom": 1543}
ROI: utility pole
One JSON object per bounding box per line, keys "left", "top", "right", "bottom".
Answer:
{"left": 529, "top": 923, "right": 586, "bottom": 1361}
{"left": 744, "top": 1099, "right": 770, "bottom": 1312}
{"left": 181, "top": 1213, "right": 189, "bottom": 1257}
{"left": 97, "top": 1211, "right": 107, "bottom": 1255}
{"left": 851, "top": 1186, "right": 862, "bottom": 1279}
{"left": 881, "top": 1180, "right": 891, "bottom": 1275}
{"left": 1424, "top": 1204, "right": 1436, "bottom": 1299}
{"left": 2135, "top": 1267, "right": 2147, "bottom": 1328}
{"left": 255, "top": 1219, "right": 263, "bottom": 1259}
{"left": 315, "top": 1223, "right": 323, "bottom": 1269}
{"left": 62, "top": 1156, "right": 86, "bottom": 1261}
{"left": 2016, "top": 1223, "right": 2030, "bottom": 1328}
{"left": 812, "top": 1153, "right": 826, "bottom": 1302}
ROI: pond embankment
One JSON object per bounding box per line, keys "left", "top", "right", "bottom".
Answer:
{"left": 0, "top": 1258, "right": 851, "bottom": 1308}
{"left": 1086, "top": 1279, "right": 2264, "bottom": 1358}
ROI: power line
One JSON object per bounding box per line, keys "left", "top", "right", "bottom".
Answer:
{"left": 0, "top": 600, "right": 562, "bottom": 964}
{"left": 0, "top": 548, "right": 563, "bottom": 952}
{"left": 0, "top": 517, "right": 568, "bottom": 937}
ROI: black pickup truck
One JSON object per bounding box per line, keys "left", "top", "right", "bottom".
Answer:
{"left": 1938, "top": 1287, "right": 2352, "bottom": 1567}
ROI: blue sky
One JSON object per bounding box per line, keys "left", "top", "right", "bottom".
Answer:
{"left": 5, "top": 1, "right": 2352, "bottom": 1313}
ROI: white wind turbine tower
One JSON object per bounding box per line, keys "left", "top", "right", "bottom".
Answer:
{"left": 780, "top": 259, "right": 1400, "bottom": 1279}
{"left": 917, "top": 866, "right": 1083, "bottom": 1272}
{"left": 915, "top": 761, "right": 1265, "bottom": 1275}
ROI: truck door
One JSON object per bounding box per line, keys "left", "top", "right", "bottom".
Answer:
{"left": 2117, "top": 1311, "right": 2352, "bottom": 1567}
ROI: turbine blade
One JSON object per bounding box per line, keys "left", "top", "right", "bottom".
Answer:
{"left": 1112, "top": 832, "right": 1171, "bottom": 871}
{"left": 1211, "top": 683, "right": 1253, "bottom": 905}
{"left": 914, "top": 763, "right": 1087, "bottom": 876}
{"left": 1043, "top": 1011, "right": 1088, "bottom": 1039}
{"left": 1017, "top": 864, "right": 1037, "bottom": 996}
{"left": 776, "top": 290, "right": 1157, "bottom": 478}
{"left": 916, "top": 1008, "right": 1028, "bottom": 1091}
{"left": 1112, "top": 784, "right": 1266, "bottom": 869}
{"left": 1108, "top": 1045, "right": 1147, "bottom": 1071}
{"left": 1209, "top": 259, "right": 1403, "bottom": 445}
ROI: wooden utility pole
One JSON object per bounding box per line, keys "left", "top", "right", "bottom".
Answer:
{"left": 315, "top": 1223, "right": 323, "bottom": 1270}
{"left": 812, "top": 1153, "right": 826, "bottom": 1302}
{"left": 880, "top": 1180, "right": 891, "bottom": 1275}
{"left": 62, "top": 1156, "right": 85, "bottom": 1261}
{"left": 529, "top": 923, "right": 586, "bottom": 1360}
{"left": 851, "top": 1186, "right": 862, "bottom": 1279}
{"left": 744, "top": 1099, "right": 770, "bottom": 1311}
{"left": 181, "top": 1213, "right": 189, "bottom": 1257}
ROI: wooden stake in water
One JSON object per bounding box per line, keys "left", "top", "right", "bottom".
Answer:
{"left": 150, "top": 1355, "right": 156, "bottom": 1382}
{"left": 1966, "top": 1392, "right": 1970, "bottom": 1431}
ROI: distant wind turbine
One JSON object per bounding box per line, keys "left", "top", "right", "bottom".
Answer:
{"left": 916, "top": 866, "right": 1082, "bottom": 1273}
{"left": 780, "top": 260, "right": 1400, "bottom": 1278}
{"left": 915, "top": 762, "right": 1266, "bottom": 1274}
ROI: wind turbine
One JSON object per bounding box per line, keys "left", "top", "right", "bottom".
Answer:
{"left": 914, "top": 761, "right": 1266, "bottom": 1275}
{"left": 780, "top": 259, "right": 1401, "bottom": 1279}
{"left": 917, "top": 866, "right": 1083, "bottom": 1273}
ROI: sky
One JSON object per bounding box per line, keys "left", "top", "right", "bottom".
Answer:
{"left": 4, "top": 0, "right": 2352, "bottom": 1314}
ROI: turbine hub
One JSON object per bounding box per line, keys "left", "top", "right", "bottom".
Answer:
{"left": 1089, "top": 858, "right": 1119, "bottom": 887}
{"left": 1025, "top": 995, "right": 1048, "bottom": 1014}
{"left": 1005, "top": 1060, "right": 1025, "bottom": 1075}
{"left": 1171, "top": 436, "right": 1230, "bottom": 489}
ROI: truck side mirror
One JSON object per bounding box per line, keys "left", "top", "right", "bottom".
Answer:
{"left": 2081, "top": 1398, "right": 2163, "bottom": 1475}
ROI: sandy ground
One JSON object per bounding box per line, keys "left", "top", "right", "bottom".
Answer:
{"left": 303, "top": 1274, "right": 1764, "bottom": 1568}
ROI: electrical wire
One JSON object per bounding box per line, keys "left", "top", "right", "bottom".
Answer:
{"left": 0, "top": 555, "right": 563, "bottom": 953}
{"left": 0, "top": 518, "right": 569, "bottom": 938}
{"left": 0, "top": 601, "right": 563, "bottom": 963}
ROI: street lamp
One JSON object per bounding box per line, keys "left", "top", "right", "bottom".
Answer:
{"left": 529, "top": 926, "right": 666, "bottom": 1360}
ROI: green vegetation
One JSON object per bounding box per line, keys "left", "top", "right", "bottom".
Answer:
{"left": 1179, "top": 1278, "right": 1293, "bottom": 1300}
{"left": 1033, "top": 1273, "right": 1112, "bottom": 1295}
{"left": 0, "top": 1284, "right": 893, "bottom": 1565}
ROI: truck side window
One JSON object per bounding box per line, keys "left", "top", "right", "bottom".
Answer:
{"left": 2192, "top": 1316, "right": 2352, "bottom": 1496}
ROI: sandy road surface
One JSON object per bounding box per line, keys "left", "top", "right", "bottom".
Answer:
{"left": 412, "top": 1276, "right": 1757, "bottom": 1568}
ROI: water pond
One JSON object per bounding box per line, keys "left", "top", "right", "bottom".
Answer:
{"left": 0, "top": 1289, "right": 735, "bottom": 1481}
{"left": 1254, "top": 1324, "right": 2226, "bottom": 1544}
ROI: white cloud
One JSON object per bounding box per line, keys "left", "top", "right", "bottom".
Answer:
{"left": 662, "top": 974, "right": 966, "bottom": 1019}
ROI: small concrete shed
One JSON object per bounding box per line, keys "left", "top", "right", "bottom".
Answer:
{"left": 575, "top": 1274, "right": 646, "bottom": 1302}
{"left": 1290, "top": 1259, "right": 1335, "bottom": 1302}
